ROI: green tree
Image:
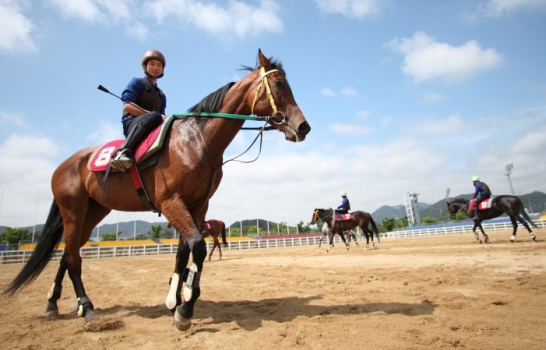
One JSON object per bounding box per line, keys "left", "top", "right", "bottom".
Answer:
{"left": 101, "top": 233, "right": 117, "bottom": 241}
{"left": 421, "top": 216, "right": 438, "bottom": 224}
{"left": 382, "top": 218, "right": 396, "bottom": 232}
{"left": 148, "top": 225, "right": 163, "bottom": 239}
{"left": 0, "top": 227, "right": 32, "bottom": 244}
{"left": 135, "top": 233, "right": 149, "bottom": 240}
{"left": 297, "top": 221, "right": 311, "bottom": 233}
{"left": 397, "top": 216, "right": 409, "bottom": 228}
{"left": 162, "top": 227, "right": 174, "bottom": 238}
{"left": 230, "top": 227, "right": 241, "bottom": 236}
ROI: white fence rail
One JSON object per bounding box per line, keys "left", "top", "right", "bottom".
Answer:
{"left": 2, "top": 220, "right": 544, "bottom": 265}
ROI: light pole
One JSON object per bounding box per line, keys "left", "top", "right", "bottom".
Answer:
{"left": 0, "top": 186, "right": 5, "bottom": 224}
{"left": 505, "top": 163, "right": 515, "bottom": 195}
{"left": 32, "top": 189, "right": 41, "bottom": 243}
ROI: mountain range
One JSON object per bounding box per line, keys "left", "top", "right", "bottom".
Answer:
{"left": 2, "top": 191, "right": 545, "bottom": 238}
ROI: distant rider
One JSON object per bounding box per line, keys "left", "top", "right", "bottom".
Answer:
{"left": 335, "top": 191, "right": 351, "bottom": 220}
{"left": 471, "top": 175, "right": 491, "bottom": 220}
{"left": 110, "top": 50, "right": 167, "bottom": 172}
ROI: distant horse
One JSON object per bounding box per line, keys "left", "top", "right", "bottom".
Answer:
{"left": 3, "top": 50, "right": 310, "bottom": 332}
{"left": 317, "top": 222, "right": 359, "bottom": 248}
{"left": 447, "top": 197, "right": 538, "bottom": 243}
{"left": 311, "top": 208, "right": 380, "bottom": 252}
{"left": 201, "top": 219, "right": 227, "bottom": 261}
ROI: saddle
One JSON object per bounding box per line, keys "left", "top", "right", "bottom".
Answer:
{"left": 469, "top": 197, "right": 494, "bottom": 211}
{"left": 334, "top": 213, "right": 352, "bottom": 221}
{"left": 202, "top": 221, "right": 212, "bottom": 231}
{"left": 87, "top": 115, "right": 176, "bottom": 172}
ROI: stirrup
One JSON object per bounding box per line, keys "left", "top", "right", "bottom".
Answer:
{"left": 109, "top": 149, "right": 133, "bottom": 172}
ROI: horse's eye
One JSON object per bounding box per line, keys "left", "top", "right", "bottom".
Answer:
{"left": 274, "top": 80, "right": 283, "bottom": 89}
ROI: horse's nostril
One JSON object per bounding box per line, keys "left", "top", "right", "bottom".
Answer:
{"left": 299, "top": 122, "right": 311, "bottom": 136}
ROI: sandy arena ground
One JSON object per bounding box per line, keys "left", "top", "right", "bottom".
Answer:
{"left": 1, "top": 230, "right": 545, "bottom": 350}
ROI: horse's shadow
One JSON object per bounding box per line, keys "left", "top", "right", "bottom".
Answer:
{"left": 95, "top": 296, "right": 437, "bottom": 331}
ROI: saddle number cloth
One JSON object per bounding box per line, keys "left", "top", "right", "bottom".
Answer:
{"left": 88, "top": 116, "right": 174, "bottom": 172}
{"left": 469, "top": 198, "right": 493, "bottom": 211}
{"left": 335, "top": 213, "right": 352, "bottom": 220}
{"left": 202, "top": 221, "right": 212, "bottom": 231}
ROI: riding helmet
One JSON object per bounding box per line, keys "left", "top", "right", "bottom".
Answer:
{"left": 472, "top": 175, "right": 480, "bottom": 181}
{"left": 142, "top": 50, "right": 166, "bottom": 68}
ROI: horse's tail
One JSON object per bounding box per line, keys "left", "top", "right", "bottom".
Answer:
{"left": 369, "top": 215, "right": 380, "bottom": 241}
{"left": 221, "top": 222, "right": 228, "bottom": 247}
{"left": 3, "top": 200, "right": 64, "bottom": 296}
{"left": 517, "top": 197, "right": 538, "bottom": 228}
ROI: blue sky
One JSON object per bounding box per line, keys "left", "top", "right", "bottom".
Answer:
{"left": 1, "top": 0, "right": 545, "bottom": 229}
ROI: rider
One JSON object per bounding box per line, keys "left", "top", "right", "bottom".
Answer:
{"left": 471, "top": 175, "right": 491, "bottom": 220}
{"left": 110, "top": 50, "right": 167, "bottom": 172}
{"left": 335, "top": 191, "right": 351, "bottom": 220}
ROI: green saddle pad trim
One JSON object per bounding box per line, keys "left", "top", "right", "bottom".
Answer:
{"left": 138, "top": 112, "right": 266, "bottom": 164}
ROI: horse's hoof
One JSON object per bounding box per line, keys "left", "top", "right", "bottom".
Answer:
{"left": 173, "top": 312, "right": 192, "bottom": 331}
{"left": 83, "top": 310, "right": 98, "bottom": 326}
{"left": 45, "top": 309, "right": 59, "bottom": 319}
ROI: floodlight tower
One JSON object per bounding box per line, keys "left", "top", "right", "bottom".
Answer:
{"left": 404, "top": 192, "right": 420, "bottom": 227}
{"left": 505, "top": 163, "right": 515, "bottom": 195}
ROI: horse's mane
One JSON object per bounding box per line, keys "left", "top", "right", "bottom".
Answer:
{"left": 187, "top": 56, "right": 286, "bottom": 116}
{"left": 451, "top": 198, "right": 467, "bottom": 205}
{"left": 241, "top": 56, "right": 286, "bottom": 78}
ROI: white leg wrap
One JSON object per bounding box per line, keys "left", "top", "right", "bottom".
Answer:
{"left": 511, "top": 235, "right": 516, "bottom": 241}
{"left": 165, "top": 273, "right": 180, "bottom": 310}
{"left": 183, "top": 263, "right": 199, "bottom": 302}
{"left": 47, "top": 283, "right": 56, "bottom": 300}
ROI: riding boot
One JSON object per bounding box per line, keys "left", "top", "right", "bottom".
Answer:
{"left": 472, "top": 206, "right": 479, "bottom": 221}
{"left": 110, "top": 124, "right": 149, "bottom": 172}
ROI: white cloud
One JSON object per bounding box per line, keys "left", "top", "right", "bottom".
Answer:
{"left": 339, "top": 87, "right": 358, "bottom": 97}
{"left": 86, "top": 121, "right": 124, "bottom": 145}
{"left": 320, "top": 87, "right": 360, "bottom": 97}
{"left": 313, "top": 0, "right": 381, "bottom": 19}
{"left": 0, "top": 135, "right": 58, "bottom": 227}
{"left": 0, "top": 0, "right": 37, "bottom": 54}
{"left": 329, "top": 123, "right": 375, "bottom": 135}
{"left": 422, "top": 92, "right": 447, "bottom": 103}
{"left": 125, "top": 20, "right": 149, "bottom": 40}
{"left": 146, "top": 0, "right": 283, "bottom": 40}
{"left": 46, "top": 0, "right": 133, "bottom": 24}
{"left": 385, "top": 31, "right": 504, "bottom": 84}
{"left": 356, "top": 110, "right": 371, "bottom": 119}
{"left": 320, "top": 88, "right": 336, "bottom": 97}
{"left": 478, "top": 0, "right": 546, "bottom": 17}
{"left": 0, "top": 111, "right": 27, "bottom": 127}
{"left": 412, "top": 113, "right": 475, "bottom": 134}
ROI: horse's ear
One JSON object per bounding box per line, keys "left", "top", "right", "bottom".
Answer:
{"left": 258, "top": 49, "right": 272, "bottom": 70}
{"left": 446, "top": 201, "right": 450, "bottom": 207}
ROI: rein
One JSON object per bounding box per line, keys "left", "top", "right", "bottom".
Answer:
{"left": 171, "top": 66, "right": 285, "bottom": 166}
{"left": 187, "top": 66, "right": 285, "bottom": 219}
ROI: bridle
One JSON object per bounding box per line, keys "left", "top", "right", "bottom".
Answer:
{"left": 312, "top": 209, "right": 333, "bottom": 224}
{"left": 451, "top": 202, "right": 469, "bottom": 218}
{"left": 251, "top": 67, "right": 287, "bottom": 126}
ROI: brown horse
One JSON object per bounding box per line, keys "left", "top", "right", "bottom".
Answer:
{"left": 201, "top": 219, "right": 227, "bottom": 261}
{"left": 3, "top": 50, "right": 310, "bottom": 332}
{"left": 447, "top": 197, "right": 538, "bottom": 243}
{"left": 311, "top": 208, "right": 380, "bottom": 252}
{"left": 317, "top": 222, "right": 359, "bottom": 248}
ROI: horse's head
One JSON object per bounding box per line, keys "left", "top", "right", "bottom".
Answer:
{"left": 241, "top": 49, "right": 311, "bottom": 142}
{"left": 310, "top": 208, "right": 331, "bottom": 224}
{"left": 447, "top": 200, "right": 466, "bottom": 220}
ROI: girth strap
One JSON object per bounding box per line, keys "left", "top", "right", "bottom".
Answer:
{"left": 129, "top": 165, "right": 161, "bottom": 216}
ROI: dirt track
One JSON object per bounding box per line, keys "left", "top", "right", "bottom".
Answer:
{"left": 1, "top": 230, "right": 545, "bottom": 349}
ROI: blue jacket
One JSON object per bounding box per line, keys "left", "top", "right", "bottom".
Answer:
{"left": 122, "top": 76, "right": 167, "bottom": 116}
{"left": 473, "top": 182, "right": 489, "bottom": 198}
{"left": 337, "top": 197, "right": 350, "bottom": 211}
